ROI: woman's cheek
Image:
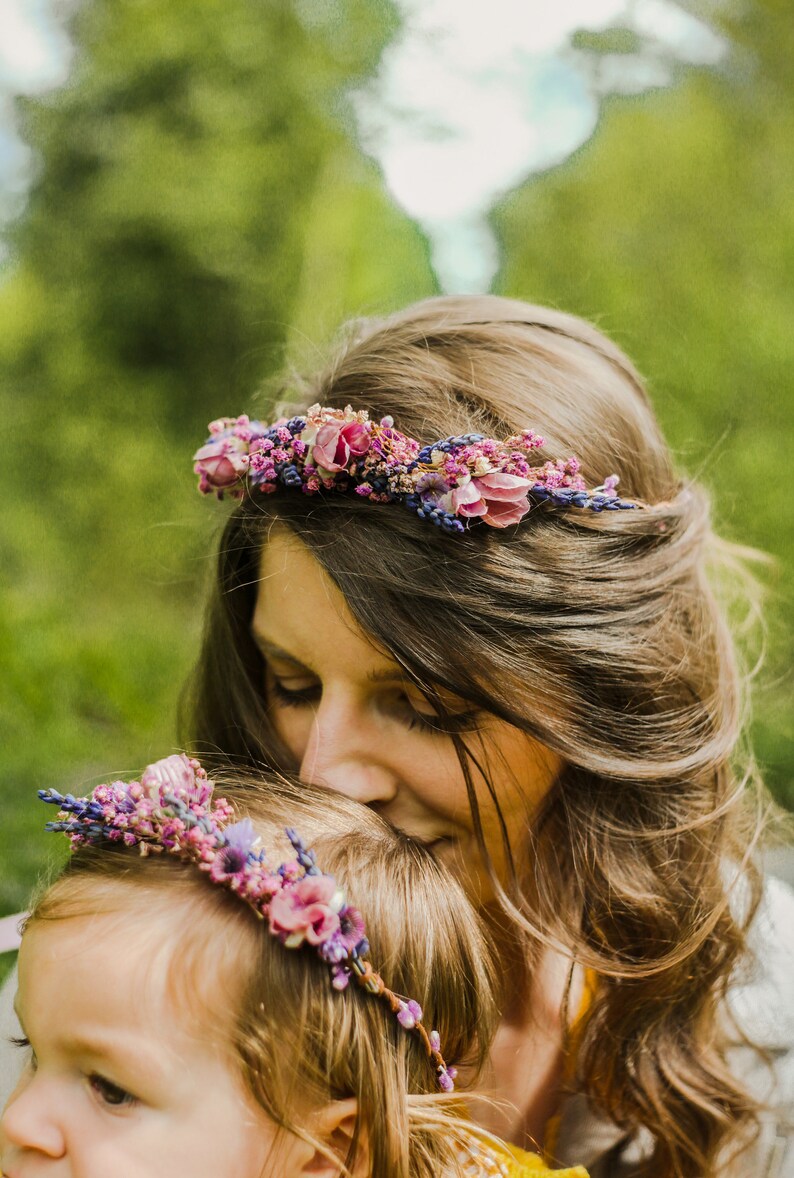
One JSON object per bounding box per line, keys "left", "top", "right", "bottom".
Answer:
{"left": 270, "top": 704, "right": 312, "bottom": 762}
{"left": 406, "top": 742, "right": 473, "bottom": 820}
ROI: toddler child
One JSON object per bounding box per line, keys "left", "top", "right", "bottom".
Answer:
{"left": 0, "top": 754, "right": 588, "bottom": 1178}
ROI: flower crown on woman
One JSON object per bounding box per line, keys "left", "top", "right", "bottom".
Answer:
{"left": 193, "top": 405, "right": 639, "bottom": 532}
{"left": 39, "top": 753, "right": 457, "bottom": 1093}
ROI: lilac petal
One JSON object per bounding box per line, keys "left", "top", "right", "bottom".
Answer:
{"left": 396, "top": 1002, "right": 417, "bottom": 1030}
{"left": 223, "top": 818, "right": 257, "bottom": 854}
{"left": 415, "top": 471, "right": 450, "bottom": 496}
{"left": 331, "top": 964, "right": 351, "bottom": 991}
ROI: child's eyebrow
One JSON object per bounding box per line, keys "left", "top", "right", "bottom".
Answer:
{"left": 59, "top": 1030, "right": 164, "bottom": 1072}
{"left": 14, "top": 1008, "right": 169, "bottom": 1081}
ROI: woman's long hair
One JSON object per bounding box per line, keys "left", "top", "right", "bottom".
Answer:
{"left": 184, "top": 295, "right": 769, "bottom": 1177}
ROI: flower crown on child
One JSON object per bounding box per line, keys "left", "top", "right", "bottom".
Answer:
{"left": 193, "top": 405, "right": 640, "bottom": 532}
{"left": 39, "top": 754, "right": 457, "bottom": 1093}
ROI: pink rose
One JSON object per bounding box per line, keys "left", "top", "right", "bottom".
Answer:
{"left": 449, "top": 480, "right": 487, "bottom": 518}
{"left": 479, "top": 495, "right": 530, "bottom": 526}
{"left": 193, "top": 436, "right": 250, "bottom": 494}
{"left": 451, "top": 472, "right": 532, "bottom": 528}
{"left": 473, "top": 471, "right": 533, "bottom": 501}
{"left": 269, "top": 875, "right": 341, "bottom": 947}
{"left": 312, "top": 421, "right": 371, "bottom": 473}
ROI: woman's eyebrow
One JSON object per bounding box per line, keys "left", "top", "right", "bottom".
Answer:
{"left": 366, "top": 668, "right": 411, "bottom": 685}
{"left": 250, "top": 633, "right": 307, "bottom": 665}
{"left": 365, "top": 672, "right": 469, "bottom": 710}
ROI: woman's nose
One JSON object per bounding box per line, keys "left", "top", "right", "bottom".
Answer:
{"left": 0, "top": 1074, "right": 67, "bottom": 1158}
{"left": 299, "top": 697, "right": 399, "bottom": 805}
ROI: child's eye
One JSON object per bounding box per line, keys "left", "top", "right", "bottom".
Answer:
{"left": 9, "top": 1035, "right": 36, "bottom": 1069}
{"left": 89, "top": 1073, "right": 138, "bottom": 1109}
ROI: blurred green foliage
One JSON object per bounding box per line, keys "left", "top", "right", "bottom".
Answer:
{"left": 1, "top": 0, "right": 791, "bottom": 959}
{"left": 493, "top": 0, "right": 793, "bottom": 806}
{"left": 0, "top": 0, "right": 436, "bottom": 926}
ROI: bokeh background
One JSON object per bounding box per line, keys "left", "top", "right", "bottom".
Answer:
{"left": 1, "top": 0, "right": 791, "bottom": 965}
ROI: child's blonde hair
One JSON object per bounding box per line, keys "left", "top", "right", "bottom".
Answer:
{"left": 27, "top": 774, "right": 498, "bottom": 1178}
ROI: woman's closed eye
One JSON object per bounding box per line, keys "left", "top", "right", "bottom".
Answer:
{"left": 269, "top": 670, "right": 478, "bottom": 736}
{"left": 402, "top": 705, "right": 480, "bottom": 735}
{"left": 269, "top": 675, "right": 321, "bottom": 707}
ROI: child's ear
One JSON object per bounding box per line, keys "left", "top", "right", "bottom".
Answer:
{"left": 299, "top": 1097, "right": 368, "bottom": 1177}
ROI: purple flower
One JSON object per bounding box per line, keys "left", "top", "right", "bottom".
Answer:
{"left": 209, "top": 819, "right": 258, "bottom": 883}
{"left": 224, "top": 818, "right": 258, "bottom": 854}
{"left": 331, "top": 964, "right": 351, "bottom": 991}
{"left": 415, "top": 471, "right": 450, "bottom": 507}
{"left": 337, "top": 905, "right": 366, "bottom": 953}
{"left": 396, "top": 999, "right": 423, "bottom": 1029}
{"left": 318, "top": 932, "right": 349, "bottom": 964}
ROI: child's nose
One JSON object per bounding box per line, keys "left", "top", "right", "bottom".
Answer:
{"left": 0, "top": 1074, "right": 67, "bottom": 1158}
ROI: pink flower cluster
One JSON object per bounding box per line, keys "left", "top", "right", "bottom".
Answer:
{"left": 269, "top": 873, "right": 366, "bottom": 966}
{"left": 413, "top": 430, "right": 589, "bottom": 528}
{"left": 58, "top": 754, "right": 230, "bottom": 853}
{"left": 192, "top": 406, "right": 630, "bottom": 533}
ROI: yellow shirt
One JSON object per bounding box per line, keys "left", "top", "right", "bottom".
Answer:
{"left": 501, "top": 1144, "right": 588, "bottom": 1177}
{"left": 461, "top": 1142, "right": 589, "bottom": 1177}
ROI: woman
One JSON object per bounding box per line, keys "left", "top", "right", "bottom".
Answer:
{"left": 184, "top": 296, "right": 793, "bottom": 1177}
{"left": 1, "top": 296, "right": 790, "bottom": 1172}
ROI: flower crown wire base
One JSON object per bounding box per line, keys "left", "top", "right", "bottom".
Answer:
{"left": 193, "top": 405, "right": 639, "bottom": 532}
{"left": 38, "top": 755, "right": 456, "bottom": 1093}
